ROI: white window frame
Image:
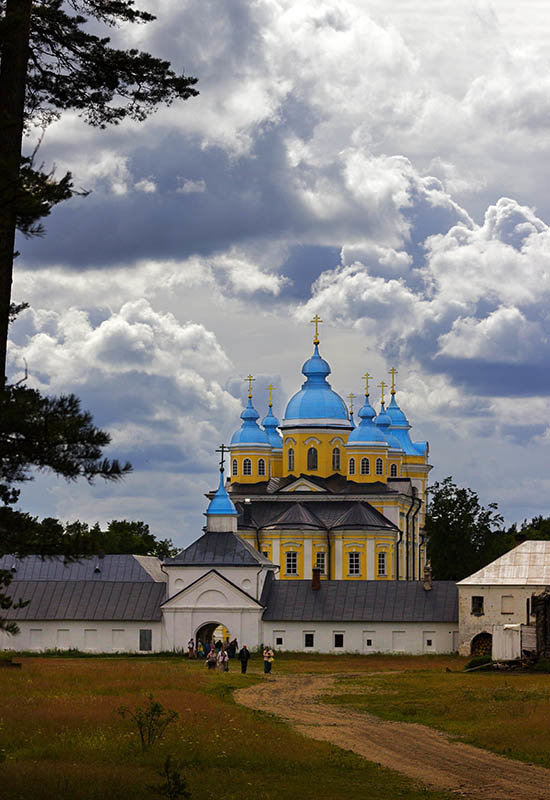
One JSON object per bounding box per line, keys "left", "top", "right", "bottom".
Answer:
{"left": 375, "top": 458, "right": 383, "bottom": 475}
{"left": 390, "top": 463, "right": 398, "bottom": 477}
{"left": 348, "top": 551, "right": 360, "bottom": 576}
{"left": 360, "top": 457, "right": 370, "bottom": 475}
{"left": 243, "top": 458, "right": 252, "bottom": 476}
{"left": 333, "top": 631, "right": 345, "bottom": 649}
{"left": 258, "top": 458, "right": 266, "bottom": 476}
{"left": 349, "top": 457, "right": 355, "bottom": 475}
{"left": 315, "top": 551, "right": 326, "bottom": 574}
{"left": 332, "top": 447, "right": 341, "bottom": 471}
{"left": 232, "top": 458, "right": 238, "bottom": 476}
{"left": 288, "top": 447, "right": 294, "bottom": 471}
{"left": 285, "top": 550, "right": 298, "bottom": 575}
{"left": 377, "top": 551, "right": 387, "bottom": 576}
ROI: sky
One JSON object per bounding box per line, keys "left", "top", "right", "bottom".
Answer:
{"left": 7, "top": 0, "right": 550, "bottom": 547}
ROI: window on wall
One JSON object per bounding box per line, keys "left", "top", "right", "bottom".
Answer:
{"left": 258, "top": 458, "right": 266, "bottom": 476}
{"left": 232, "top": 459, "right": 238, "bottom": 476}
{"left": 390, "top": 463, "right": 398, "bottom": 477}
{"left": 349, "top": 457, "right": 355, "bottom": 475}
{"left": 348, "top": 551, "right": 360, "bottom": 575}
{"left": 315, "top": 551, "right": 326, "bottom": 574}
{"left": 286, "top": 551, "right": 298, "bottom": 575}
{"left": 307, "top": 447, "right": 318, "bottom": 470}
{"left": 471, "top": 596, "right": 484, "bottom": 616}
{"left": 378, "top": 551, "right": 387, "bottom": 576}
{"left": 334, "top": 633, "right": 344, "bottom": 648}
{"left": 304, "top": 632, "right": 315, "bottom": 648}
{"left": 288, "top": 447, "right": 295, "bottom": 472}
{"left": 501, "top": 595, "right": 514, "bottom": 614}
{"left": 243, "top": 458, "right": 252, "bottom": 476}
{"left": 375, "top": 458, "right": 383, "bottom": 475}
{"left": 360, "top": 457, "right": 370, "bottom": 475}
{"left": 139, "top": 629, "right": 152, "bottom": 651}
{"left": 332, "top": 447, "right": 341, "bottom": 471}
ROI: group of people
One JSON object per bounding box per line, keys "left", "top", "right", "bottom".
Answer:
{"left": 186, "top": 636, "right": 275, "bottom": 675}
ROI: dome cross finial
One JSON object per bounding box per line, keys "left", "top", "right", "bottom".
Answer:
{"left": 266, "top": 383, "right": 276, "bottom": 407}
{"left": 362, "top": 372, "right": 372, "bottom": 396}
{"left": 245, "top": 374, "right": 255, "bottom": 399}
{"left": 389, "top": 367, "right": 398, "bottom": 395}
{"left": 378, "top": 379, "right": 387, "bottom": 405}
{"left": 310, "top": 314, "right": 323, "bottom": 345}
{"left": 215, "top": 443, "right": 228, "bottom": 473}
{"left": 347, "top": 391, "right": 356, "bottom": 414}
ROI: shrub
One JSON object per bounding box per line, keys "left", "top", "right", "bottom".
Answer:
{"left": 533, "top": 657, "right": 550, "bottom": 673}
{"left": 149, "top": 755, "right": 191, "bottom": 799}
{"left": 117, "top": 694, "right": 178, "bottom": 751}
{"left": 464, "top": 655, "right": 492, "bottom": 671}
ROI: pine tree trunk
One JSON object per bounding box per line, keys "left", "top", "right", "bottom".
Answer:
{"left": 0, "top": 0, "right": 33, "bottom": 385}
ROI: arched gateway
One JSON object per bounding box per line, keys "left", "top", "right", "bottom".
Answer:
{"left": 195, "top": 622, "right": 230, "bottom": 647}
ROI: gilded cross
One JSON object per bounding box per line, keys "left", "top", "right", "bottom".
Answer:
{"left": 216, "top": 443, "right": 227, "bottom": 472}
{"left": 347, "top": 392, "right": 356, "bottom": 414}
{"left": 245, "top": 374, "right": 255, "bottom": 399}
{"left": 389, "top": 367, "right": 398, "bottom": 395}
{"left": 266, "top": 383, "right": 276, "bottom": 407}
{"left": 362, "top": 372, "right": 372, "bottom": 396}
{"left": 378, "top": 380, "right": 387, "bottom": 405}
{"left": 310, "top": 314, "right": 323, "bottom": 345}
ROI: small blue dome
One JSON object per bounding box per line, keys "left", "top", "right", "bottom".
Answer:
{"left": 347, "top": 396, "right": 387, "bottom": 445}
{"left": 231, "top": 398, "right": 271, "bottom": 446}
{"left": 207, "top": 471, "right": 238, "bottom": 516}
{"left": 283, "top": 345, "right": 350, "bottom": 426}
{"left": 262, "top": 405, "right": 282, "bottom": 449}
{"left": 349, "top": 411, "right": 356, "bottom": 429}
{"left": 387, "top": 394, "right": 409, "bottom": 427}
{"left": 386, "top": 394, "right": 427, "bottom": 456}
{"left": 376, "top": 402, "right": 403, "bottom": 450}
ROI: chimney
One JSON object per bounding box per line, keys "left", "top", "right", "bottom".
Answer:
{"left": 243, "top": 498, "right": 252, "bottom": 526}
{"left": 312, "top": 567, "right": 321, "bottom": 591}
{"left": 515, "top": 533, "right": 527, "bottom": 546}
{"left": 423, "top": 563, "right": 432, "bottom": 591}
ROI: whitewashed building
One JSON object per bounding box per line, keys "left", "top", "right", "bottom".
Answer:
{"left": 457, "top": 540, "right": 550, "bottom": 656}
{"left": 1, "top": 470, "right": 458, "bottom": 655}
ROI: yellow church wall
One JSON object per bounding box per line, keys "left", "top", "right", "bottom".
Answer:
{"left": 270, "top": 452, "right": 282, "bottom": 478}
{"left": 282, "top": 430, "right": 348, "bottom": 477}
{"left": 345, "top": 448, "right": 389, "bottom": 482}
{"left": 229, "top": 449, "right": 272, "bottom": 483}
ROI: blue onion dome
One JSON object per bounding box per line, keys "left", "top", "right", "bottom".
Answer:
{"left": 387, "top": 394, "right": 410, "bottom": 428}
{"left": 231, "top": 398, "right": 270, "bottom": 446}
{"left": 347, "top": 396, "right": 387, "bottom": 445}
{"left": 349, "top": 411, "right": 356, "bottom": 429}
{"left": 387, "top": 393, "right": 427, "bottom": 456}
{"left": 207, "top": 470, "right": 238, "bottom": 516}
{"left": 262, "top": 405, "right": 282, "bottom": 449}
{"left": 376, "top": 402, "right": 403, "bottom": 450}
{"left": 282, "top": 345, "right": 350, "bottom": 427}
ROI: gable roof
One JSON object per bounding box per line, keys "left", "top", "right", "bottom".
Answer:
{"left": 3, "top": 580, "right": 166, "bottom": 621}
{"left": 0, "top": 554, "right": 164, "bottom": 582}
{"left": 236, "top": 500, "right": 398, "bottom": 532}
{"left": 161, "top": 568, "right": 263, "bottom": 608}
{"left": 164, "top": 531, "right": 273, "bottom": 567}
{"left": 458, "top": 540, "right": 550, "bottom": 585}
{"left": 261, "top": 579, "right": 458, "bottom": 622}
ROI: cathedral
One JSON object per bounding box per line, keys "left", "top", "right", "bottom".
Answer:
{"left": 226, "top": 318, "right": 431, "bottom": 585}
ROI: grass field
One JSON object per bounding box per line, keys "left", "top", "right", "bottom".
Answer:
{"left": 323, "top": 669, "right": 550, "bottom": 767}
{"left": 0, "top": 654, "right": 455, "bottom": 800}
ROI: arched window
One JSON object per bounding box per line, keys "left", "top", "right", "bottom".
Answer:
{"left": 307, "top": 447, "right": 318, "bottom": 470}
{"left": 258, "top": 458, "right": 266, "bottom": 476}
{"left": 232, "top": 459, "right": 238, "bottom": 476}
{"left": 332, "top": 447, "right": 341, "bottom": 471}
{"left": 349, "top": 457, "right": 355, "bottom": 475}
{"left": 375, "top": 458, "right": 383, "bottom": 475}
{"left": 390, "top": 463, "right": 398, "bottom": 477}
{"left": 360, "top": 457, "right": 370, "bottom": 475}
{"left": 243, "top": 458, "right": 252, "bottom": 476}
{"left": 288, "top": 448, "right": 295, "bottom": 472}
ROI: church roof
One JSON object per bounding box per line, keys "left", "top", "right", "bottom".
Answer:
{"left": 0, "top": 554, "right": 162, "bottom": 582}
{"left": 3, "top": 580, "right": 166, "bottom": 621}
{"left": 228, "top": 473, "right": 399, "bottom": 496}
{"left": 165, "top": 531, "right": 273, "bottom": 567}
{"left": 236, "top": 499, "right": 398, "bottom": 531}
{"left": 261, "top": 579, "right": 458, "bottom": 622}
{"left": 457, "top": 540, "right": 550, "bottom": 585}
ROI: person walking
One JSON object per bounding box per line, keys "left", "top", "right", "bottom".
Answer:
{"left": 206, "top": 646, "right": 217, "bottom": 670}
{"left": 218, "top": 647, "right": 229, "bottom": 672}
{"left": 187, "top": 638, "right": 195, "bottom": 659}
{"left": 238, "top": 644, "right": 250, "bottom": 674}
{"left": 263, "top": 646, "right": 274, "bottom": 675}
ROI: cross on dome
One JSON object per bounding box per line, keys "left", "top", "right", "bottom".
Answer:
{"left": 245, "top": 374, "right": 255, "bottom": 399}
{"left": 310, "top": 314, "right": 322, "bottom": 345}
{"left": 362, "top": 372, "right": 372, "bottom": 396}
{"left": 266, "top": 383, "right": 276, "bottom": 407}
{"left": 378, "top": 380, "right": 387, "bottom": 405}
{"left": 215, "top": 443, "right": 228, "bottom": 472}
{"left": 347, "top": 392, "right": 356, "bottom": 413}
{"left": 389, "top": 367, "right": 398, "bottom": 395}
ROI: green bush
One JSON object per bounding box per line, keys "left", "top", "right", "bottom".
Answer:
{"left": 464, "top": 655, "right": 492, "bottom": 671}
{"left": 533, "top": 657, "right": 550, "bottom": 673}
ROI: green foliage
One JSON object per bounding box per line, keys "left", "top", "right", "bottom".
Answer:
{"left": 117, "top": 694, "right": 179, "bottom": 752}
{"left": 464, "top": 655, "right": 492, "bottom": 671}
{"left": 425, "top": 477, "right": 511, "bottom": 580}
{"left": 63, "top": 519, "right": 177, "bottom": 559}
{"left": 149, "top": 755, "right": 191, "bottom": 799}
{"left": 532, "top": 657, "right": 550, "bottom": 673}
{"left": 0, "top": 569, "right": 28, "bottom": 634}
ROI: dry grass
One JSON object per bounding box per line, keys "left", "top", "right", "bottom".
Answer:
{"left": 324, "top": 669, "right": 550, "bottom": 767}
{"left": 0, "top": 656, "right": 454, "bottom": 800}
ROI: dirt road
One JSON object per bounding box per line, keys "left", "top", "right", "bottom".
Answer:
{"left": 235, "top": 674, "right": 550, "bottom": 800}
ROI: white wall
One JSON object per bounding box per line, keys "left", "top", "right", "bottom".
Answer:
{"left": 262, "top": 621, "right": 457, "bottom": 654}
{"left": 0, "top": 620, "right": 163, "bottom": 653}
{"left": 458, "top": 584, "right": 542, "bottom": 655}
{"left": 165, "top": 565, "right": 271, "bottom": 601}
{"left": 162, "top": 607, "right": 263, "bottom": 650}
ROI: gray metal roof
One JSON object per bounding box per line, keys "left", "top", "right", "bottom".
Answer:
{"left": 236, "top": 500, "right": 398, "bottom": 532}
{"left": 457, "top": 541, "right": 550, "bottom": 586}
{"left": 4, "top": 580, "right": 166, "bottom": 621}
{"left": 165, "top": 532, "right": 273, "bottom": 567}
{"left": 0, "top": 554, "right": 163, "bottom": 582}
{"left": 261, "top": 579, "right": 458, "bottom": 622}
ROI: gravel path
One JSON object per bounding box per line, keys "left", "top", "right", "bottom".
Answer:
{"left": 235, "top": 674, "right": 550, "bottom": 800}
